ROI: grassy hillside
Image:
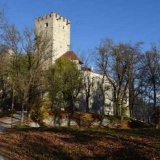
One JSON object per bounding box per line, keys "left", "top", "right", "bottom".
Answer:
{"left": 0, "top": 127, "right": 159, "bottom": 160}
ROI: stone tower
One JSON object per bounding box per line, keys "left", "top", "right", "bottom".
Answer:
{"left": 35, "top": 12, "right": 70, "bottom": 65}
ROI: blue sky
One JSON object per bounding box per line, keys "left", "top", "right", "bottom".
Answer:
{"left": 0, "top": 0, "right": 160, "bottom": 53}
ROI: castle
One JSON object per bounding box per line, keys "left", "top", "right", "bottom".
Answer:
{"left": 35, "top": 12, "right": 130, "bottom": 116}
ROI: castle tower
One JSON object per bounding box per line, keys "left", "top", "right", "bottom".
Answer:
{"left": 35, "top": 12, "right": 70, "bottom": 65}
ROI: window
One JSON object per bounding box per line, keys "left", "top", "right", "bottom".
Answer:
{"left": 45, "top": 23, "right": 48, "bottom": 28}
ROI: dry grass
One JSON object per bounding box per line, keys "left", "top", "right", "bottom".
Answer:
{"left": 0, "top": 127, "right": 160, "bottom": 160}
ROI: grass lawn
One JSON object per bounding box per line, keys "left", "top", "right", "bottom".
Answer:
{"left": 0, "top": 127, "right": 159, "bottom": 160}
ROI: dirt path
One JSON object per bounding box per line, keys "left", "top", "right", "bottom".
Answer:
{"left": 0, "top": 112, "right": 25, "bottom": 160}
{"left": 0, "top": 112, "right": 21, "bottom": 133}
{"left": 0, "top": 155, "right": 9, "bottom": 160}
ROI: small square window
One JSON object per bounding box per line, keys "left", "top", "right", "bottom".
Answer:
{"left": 45, "top": 23, "right": 48, "bottom": 28}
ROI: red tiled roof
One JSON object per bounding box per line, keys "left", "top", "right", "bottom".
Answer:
{"left": 61, "top": 51, "right": 83, "bottom": 64}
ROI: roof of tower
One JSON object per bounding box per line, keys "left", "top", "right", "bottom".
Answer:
{"left": 61, "top": 51, "right": 83, "bottom": 64}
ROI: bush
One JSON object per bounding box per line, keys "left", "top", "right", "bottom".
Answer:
{"left": 0, "top": 110, "right": 12, "bottom": 118}
{"left": 71, "top": 112, "right": 103, "bottom": 127}
{"left": 128, "top": 119, "right": 153, "bottom": 128}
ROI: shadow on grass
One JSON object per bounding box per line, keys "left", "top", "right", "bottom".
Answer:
{"left": 110, "top": 128, "right": 160, "bottom": 138}
{"left": 0, "top": 130, "right": 74, "bottom": 160}
{"left": 1, "top": 127, "right": 160, "bottom": 160}
{"left": 91, "top": 147, "right": 149, "bottom": 160}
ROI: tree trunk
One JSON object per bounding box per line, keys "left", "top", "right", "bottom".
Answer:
{"left": 68, "top": 96, "right": 75, "bottom": 112}
{"left": 21, "top": 103, "right": 25, "bottom": 125}
{"left": 27, "top": 108, "right": 33, "bottom": 123}
{"left": 86, "top": 95, "right": 90, "bottom": 113}
{"left": 129, "top": 82, "right": 134, "bottom": 118}
{"left": 153, "top": 78, "right": 158, "bottom": 128}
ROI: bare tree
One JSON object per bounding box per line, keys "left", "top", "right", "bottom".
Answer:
{"left": 123, "top": 42, "right": 143, "bottom": 118}
{"left": 141, "top": 45, "right": 160, "bottom": 128}
{"left": 96, "top": 39, "right": 142, "bottom": 119}
{"left": 0, "top": 6, "right": 6, "bottom": 32}
{"left": 0, "top": 22, "right": 52, "bottom": 123}
{"left": 0, "top": 45, "right": 11, "bottom": 109}
{"left": 81, "top": 68, "right": 93, "bottom": 112}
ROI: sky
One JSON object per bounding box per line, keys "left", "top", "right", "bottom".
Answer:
{"left": 0, "top": 0, "right": 160, "bottom": 54}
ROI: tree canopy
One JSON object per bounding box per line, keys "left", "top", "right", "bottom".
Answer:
{"left": 47, "top": 57, "right": 83, "bottom": 112}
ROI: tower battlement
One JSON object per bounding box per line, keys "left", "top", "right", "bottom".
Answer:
{"left": 35, "top": 12, "right": 70, "bottom": 25}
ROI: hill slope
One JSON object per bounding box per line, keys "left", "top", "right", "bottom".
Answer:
{"left": 0, "top": 127, "right": 160, "bottom": 160}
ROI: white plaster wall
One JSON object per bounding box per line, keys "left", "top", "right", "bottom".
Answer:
{"left": 52, "top": 14, "right": 70, "bottom": 62}
{"left": 82, "top": 70, "right": 114, "bottom": 115}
